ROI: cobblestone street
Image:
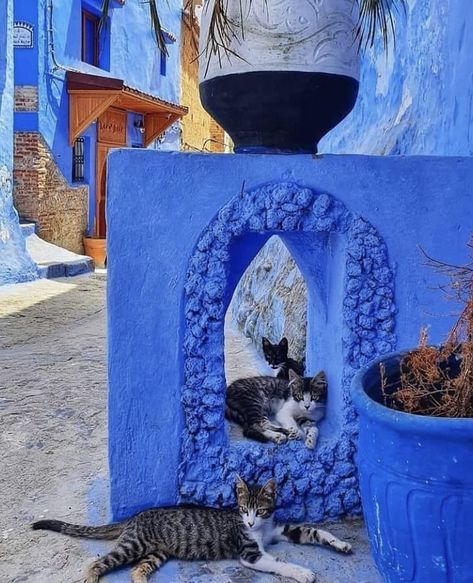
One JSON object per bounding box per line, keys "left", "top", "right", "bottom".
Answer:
{"left": 0, "top": 274, "right": 379, "bottom": 583}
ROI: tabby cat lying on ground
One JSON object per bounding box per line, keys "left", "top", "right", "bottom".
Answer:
{"left": 262, "top": 337, "right": 305, "bottom": 380}
{"left": 226, "top": 369, "right": 327, "bottom": 448}
{"left": 32, "top": 476, "right": 351, "bottom": 583}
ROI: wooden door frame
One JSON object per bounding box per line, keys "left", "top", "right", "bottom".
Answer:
{"left": 95, "top": 140, "right": 120, "bottom": 238}
{"left": 95, "top": 107, "right": 128, "bottom": 237}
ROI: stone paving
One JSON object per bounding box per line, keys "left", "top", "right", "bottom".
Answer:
{"left": 0, "top": 274, "right": 381, "bottom": 583}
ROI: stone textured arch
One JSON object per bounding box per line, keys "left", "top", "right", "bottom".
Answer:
{"left": 180, "top": 182, "right": 396, "bottom": 521}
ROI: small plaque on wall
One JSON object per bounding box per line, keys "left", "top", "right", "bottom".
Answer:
{"left": 13, "top": 22, "right": 34, "bottom": 48}
{"left": 97, "top": 108, "right": 127, "bottom": 145}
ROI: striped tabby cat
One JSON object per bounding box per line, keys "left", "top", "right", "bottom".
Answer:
{"left": 32, "top": 476, "right": 351, "bottom": 583}
{"left": 226, "top": 369, "right": 327, "bottom": 448}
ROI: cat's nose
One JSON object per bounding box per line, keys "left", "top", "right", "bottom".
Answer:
{"left": 248, "top": 521, "right": 254, "bottom": 528}
{"left": 304, "top": 404, "right": 310, "bottom": 410}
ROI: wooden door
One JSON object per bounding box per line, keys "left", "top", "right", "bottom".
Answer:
{"left": 95, "top": 108, "right": 127, "bottom": 237}
{"left": 95, "top": 142, "right": 111, "bottom": 237}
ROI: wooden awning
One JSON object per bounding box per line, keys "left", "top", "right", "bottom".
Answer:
{"left": 67, "top": 71, "right": 188, "bottom": 147}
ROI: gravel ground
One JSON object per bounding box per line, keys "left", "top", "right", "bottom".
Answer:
{"left": 0, "top": 274, "right": 381, "bottom": 583}
{"left": 0, "top": 274, "right": 108, "bottom": 583}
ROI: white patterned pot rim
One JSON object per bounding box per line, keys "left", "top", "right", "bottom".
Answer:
{"left": 200, "top": 0, "right": 360, "bottom": 82}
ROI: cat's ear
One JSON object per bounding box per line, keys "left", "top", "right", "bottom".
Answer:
{"left": 261, "top": 477, "right": 277, "bottom": 497}
{"left": 279, "top": 337, "right": 288, "bottom": 351}
{"left": 259, "top": 478, "right": 277, "bottom": 504}
{"left": 235, "top": 474, "right": 249, "bottom": 501}
{"left": 288, "top": 369, "right": 301, "bottom": 383}
{"left": 311, "top": 370, "right": 328, "bottom": 392}
{"left": 262, "top": 337, "right": 271, "bottom": 350}
{"left": 312, "top": 370, "right": 327, "bottom": 384}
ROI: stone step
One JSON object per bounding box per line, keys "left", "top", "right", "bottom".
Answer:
{"left": 19, "top": 221, "right": 37, "bottom": 238}
{"left": 20, "top": 221, "right": 94, "bottom": 279}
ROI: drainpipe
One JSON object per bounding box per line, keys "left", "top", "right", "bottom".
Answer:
{"left": 47, "top": 0, "right": 81, "bottom": 75}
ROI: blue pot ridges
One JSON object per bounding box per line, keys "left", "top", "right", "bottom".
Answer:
{"left": 353, "top": 354, "right": 473, "bottom": 583}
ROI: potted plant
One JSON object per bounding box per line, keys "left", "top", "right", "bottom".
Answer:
{"left": 83, "top": 220, "right": 107, "bottom": 269}
{"left": 102, "top": 0, "right": 406, "bottom": 153}
{"left": 83, "top": 236, "right": 106, "bottom": 268}
{"left": 351, "top": 239, "right": 473, "bottom": 583}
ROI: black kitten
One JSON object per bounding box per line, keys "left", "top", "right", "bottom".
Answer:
{"left": 262, "top": 337, "right": 304, "bottom": 380}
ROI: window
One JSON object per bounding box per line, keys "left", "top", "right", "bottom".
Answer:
{"left": 81, "top": 9, "right": 99, "bottom": 66}
{"left": 72, "top": 138, "right": 85, "bottom": 182}
{"left": 160, "top": 51, "right": 167, "bottom": 77}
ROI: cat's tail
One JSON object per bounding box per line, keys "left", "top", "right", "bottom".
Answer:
{"left": 31, "top": 519, "right": 124, "bottom": 540}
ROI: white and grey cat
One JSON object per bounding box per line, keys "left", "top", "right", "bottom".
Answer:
{"left": 32, "top": 476, "right": 351, "bottom": 583}
{"left": 226, "top": 369, "right": 327, "bottom": 448}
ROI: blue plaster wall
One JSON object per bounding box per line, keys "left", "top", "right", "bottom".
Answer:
{"left": 14, "top": 0, "right": 182, "bottom": 235}
{"left": 107, "top": 151, "right": 472, "bottom": 521}
{"left": 320, "top": 1, "right": 473, "bottom": 156}
{"left": 0, "top": 0, "right": 37, "bottom": 285}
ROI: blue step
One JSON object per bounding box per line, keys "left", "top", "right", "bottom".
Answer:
{"left": 20, "top": 221, "right": 37, "bottom": 238}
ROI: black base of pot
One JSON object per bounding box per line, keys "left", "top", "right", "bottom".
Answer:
{"left": 200, "top": 71, "right": 359, "bottom": 154}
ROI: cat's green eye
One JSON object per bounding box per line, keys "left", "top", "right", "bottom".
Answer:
{"left": 256, "top": 508, "right": 268, "bottom": 517}
{"left": 240, "top": 506, "right": 248, "bottom": 514}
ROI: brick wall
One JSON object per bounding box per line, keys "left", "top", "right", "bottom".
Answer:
{"left": 13, "top": 133, "right": 88, "bottom": 254}
{"left": 14, "top": 86, "right": 38, "bottom": 112}
{"left": 180, "top": 13, "right": 225, "bottom": 153}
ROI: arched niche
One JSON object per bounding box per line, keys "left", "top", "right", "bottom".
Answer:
{"left": 180, "top": 182, "right": 396, "bottom": 521}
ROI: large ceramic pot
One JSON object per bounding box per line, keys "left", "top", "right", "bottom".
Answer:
{"left": 83, "top": 236, "right": 107, "bottom": 269}
{"left": 351, "top": 351, "right": 473, "bottom": 583}
{"left": 199, "top": 0, "right": 360, "bottom": 153}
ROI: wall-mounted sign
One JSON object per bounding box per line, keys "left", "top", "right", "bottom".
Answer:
{"left": 13, "top": 22, "right": 34, "bottom": 49}
{"left": 97, "top": 108, "right": 127, "bottom": 145}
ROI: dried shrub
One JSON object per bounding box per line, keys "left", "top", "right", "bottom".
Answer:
{"left": 381, "top": 237, "right": 473, "bottom": 418}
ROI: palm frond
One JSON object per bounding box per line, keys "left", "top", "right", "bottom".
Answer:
{"left": 149, "top": 0, "right": 169, "bottom": 56}
{"left": 202, "top": 0, "right": 248, "bottom": 76}
{"left": 100, "top": 0, "right": 168, "bottom": 55}
{"left": 356, "top": 0, "right": 407, "bottom": 52}
{"left": 99, "top": 0, "right": 111, "bottom": 31}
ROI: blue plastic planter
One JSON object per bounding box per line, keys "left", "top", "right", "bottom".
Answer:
{"left": 351, "top": 351, "right": 473, "bottom": 583}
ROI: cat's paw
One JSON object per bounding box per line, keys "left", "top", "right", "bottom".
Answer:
{"left": 287, "top": 427, "right": 303, "bottom": 440}
{"left": 273, "top": 433, "right": 288, "bottom": 445}
{"left": 305, "top": 428, "right": 318, "bottom": 449}
{"left": 291, "top": 566, "right": 317, "bottom": 583}
{"left": 337, "top": 541, "right": 352, "bottom": 554}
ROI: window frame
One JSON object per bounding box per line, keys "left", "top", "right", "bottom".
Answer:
{"left": 81, "top": 9, "right": 100, "bottom": 67}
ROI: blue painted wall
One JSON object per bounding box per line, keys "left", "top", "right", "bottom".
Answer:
{"left": 320, "top": 1, "right": 473, "bottom": 156}
{"left": 0, "top": 0, "right": 37, "bottom": 285}
{"left": 14, "top": 0, "right": 182, "bottom": 235}
{"left": 107, "top": 151, "right": 472, "bottom": 520}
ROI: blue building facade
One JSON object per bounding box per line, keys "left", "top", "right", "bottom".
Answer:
{"left": 12, "top": 0, "right": 186, "bottom": 254}
{"left": 0, "top": 0, "right": 37, "bottom": 285}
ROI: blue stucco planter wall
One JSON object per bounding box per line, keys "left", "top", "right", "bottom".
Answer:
{"left": 352, "top": 352, "right": 473, "bottom": 582}
{"left": 107, "top": 151, "right": 472, "bottom": 521}
{"left": 0, "top": 0, "right": 37, "bottom": 285}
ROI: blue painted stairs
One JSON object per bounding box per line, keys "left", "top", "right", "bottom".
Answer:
{"left": 20, "top": 222, "right": 94, "bottom": 279}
